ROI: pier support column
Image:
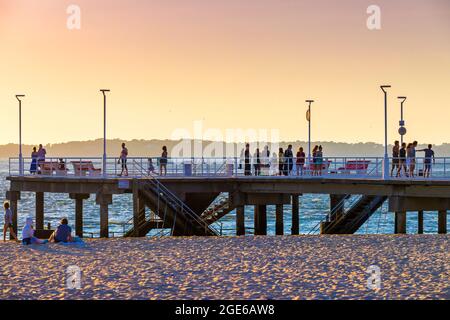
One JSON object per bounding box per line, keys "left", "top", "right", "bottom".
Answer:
{"left": 236, "top": 206, "right": 245, "bottom": 236}
{"left": 6, "top": 191, "right": 20, "bottom": 237}
{"left": 330, "top": 195, "right": 345, "bottom": 220}
{"left": 291, "top": 195, "right": 300, "bottom": 235}
{"left": 418, "top": 211, "right": 424, "bottom": 234}
{"left": 438, "top": 210, "right": 447, "bottom": 234}
{"left": 132, "top": 182, "right": 146, "bottom": 237}
{"left": 96, "top": 193, "right": 113, "bottom": 238}
{"left": 395, "top": 211, "right": 407, "bottom": 234}
{"left": 254, "top": 205, "right": 267, "bottom": 235}
{"left": 276, "top": 204, "right": 284, "bottom": 235}
{"left": 70, "top": 194, "right": 90, "bottom": 238}
{"left": 35, "top": 192, "right": 44, "bottom": 230}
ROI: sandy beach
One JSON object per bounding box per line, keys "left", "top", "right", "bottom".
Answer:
{"left": 0, "top": 235, "right": 448, "bottom": 300}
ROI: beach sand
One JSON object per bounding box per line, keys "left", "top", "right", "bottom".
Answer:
{"left": 0, "top": 235, "right": 448, "bottom": 300}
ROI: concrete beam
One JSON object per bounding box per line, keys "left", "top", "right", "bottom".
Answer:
{"left": 35, "top": 192, "right": 44, "bottom": 230}
{"left": 275, "top": 204, "right": 284, "bottom": 235}
{"left": 232, "top": 193, "right": 291, "bottom": 206}
{"left": 395, "top": 211, "right": 407, "bottom": 234}
{"left": 389, "top": 196, "right": 450, "bottom": 212}
{"left": 291, "top": 195, "right": 300, "bottom": 235}
{"left": 236, "top": 206, "right": 245, "bottom": 236}
{"left": 438, "top": 210, "right": 447, "bottom": 234}
{"left": 96, "top": 193, "right": 113, "bottom": 238}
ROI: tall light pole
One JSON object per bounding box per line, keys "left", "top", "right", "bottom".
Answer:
{"left": 380, "top": 85, "right": 391, "bottom": 180}
{"left": 305, "top": 100, "right": 314, "bottom": 165}
{"left": 100, "top": 89, "right": 110, "bottom": 177}
{"left": 397, "top": 96, "right": 407, "bottom": 145}
{"left": 16, "top": 95, "right": 25, "bottom": 176}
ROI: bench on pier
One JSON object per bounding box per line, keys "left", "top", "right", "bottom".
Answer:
{"left": 336, "top": 160, "right": 371, "bottom": 174}
{"left": 306, "top": 160, "right": 332, "bottom": 172}
{"left": 71, "top": 161, "right": 102, "bottom": 176}
{"left": 39, "top": 162, "right": 68, "bottom": 176}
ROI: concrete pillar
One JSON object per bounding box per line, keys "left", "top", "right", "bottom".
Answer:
{"left": 418, "top": 211, "right": 424, "bottom": 234}
{"left": 132, "top": 181, "right": 146, "bottom": 237}
{"left": 35, "top": 192, "right": 44, "bottom": 230}
{"left": 395, "top": 211, "right": 407, "bottom": 234}
{"left": 254, "top": 205, "right": 267, "bottom": 235}
{"left": 236, "top": 206, "right": 245, "bottom": 236}
{"left": 70, "top": 194, "right": 90, "bottom": 238}
{"left": 291, "top": 195, "right": 300, "bottom": 235}
{"left": 330, "top": 194, "right": 345, "bottom": 220}
{"left": 276, "top": 204, "right": 284, "bottom": 235}
{"left": 6, "top": 191, "right": 20, "bottom": 236}
{"left": 438, "top": 210, "right": 447, "bottom": 234}
{"left": 96, "top": 193, "right": 113, "bottom": 238}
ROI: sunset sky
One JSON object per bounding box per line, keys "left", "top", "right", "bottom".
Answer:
{"left": 1, "top": 0, "right": 449, "bottom": 145}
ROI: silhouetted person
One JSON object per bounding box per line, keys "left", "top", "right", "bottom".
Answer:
{"left": 160, "top": 146, "right": 168, "bottom": 176}
{"left": 391, "top": 140, "right": 400, "bottom": 177}
{"left": 284, "top": 145, "right": 294, "bottom": 176}
{"left": 244, "top": 144, "right": 251, "bottom": 176}
{"left": 418, "top": 144, "right": 435, "bottom": 178}
{"left": 296, "top": 147, "right": 306, "bottom": 176}
{"left": 118, "top": 143, "right": 128, "bottom": 176}
{"left": 254, "top": 148, "right": 261, "bottom": 176}
{"left": 30, "top": 147, "right": 38, "bottom": 174}
{"left": 278, "top": 148, "right": 284, "bottom": 176}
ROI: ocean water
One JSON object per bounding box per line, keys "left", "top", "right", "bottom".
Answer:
{"left": 0, "top": 160, "right": 445, "bottom": 237}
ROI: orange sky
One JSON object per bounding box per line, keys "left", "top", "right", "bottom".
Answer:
{"left": 1, "top": 0, "right": 449, "bottom": 145}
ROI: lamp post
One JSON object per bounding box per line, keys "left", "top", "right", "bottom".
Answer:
{"left": 380, "top": 85, "right": 391, "bottom": 180}
{"left": 397, "top": 96, "right": 407, "bottom": 145}
{"left": 100, "top": 89, "right": 110, "bottom": 177}
{"left": 305, "top": 100, "right": 314, "bottom": 165}
{"left": 16, "top": 95, "right": 25, "bottom": 176}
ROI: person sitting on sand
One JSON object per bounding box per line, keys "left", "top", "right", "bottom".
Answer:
{"left": 22, "top": 217, "right": 47, "bottom": 245}
{"left": 3, "top": 201, "right": 18, "bottom": 242}
{"left": 49, "top": 218, "right": 73, "bottom": 243}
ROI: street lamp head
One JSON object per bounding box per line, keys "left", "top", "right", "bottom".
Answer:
{"left": 305, "top": 100, "right": 314, "bottom": 104}
{"left": 100, "top": 89, "right": 110, "bottom": 95}
{"left": 380, "top": 85, "right": 391, "bottom": 93}
{"left": 15, "top": 95, "right": 25, "bottom": 101}
{"left": 397, "top": 96, "right": 407, "bottom": 102}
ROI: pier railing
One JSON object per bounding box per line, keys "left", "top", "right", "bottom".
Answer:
{"left": 8, "top": 156, "right": 450, "bottom": 179}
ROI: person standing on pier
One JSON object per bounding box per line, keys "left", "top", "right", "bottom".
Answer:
{"left": 244, "top": 144, "right": 251, "bottom": 176}
{"left": 160, "top": 146, "right": 168, "bottom": 176}
{"left": 407, "top": 141, "right": 418, "bottom": 177}
{"left": 316, "top": 145, "right": 324, "bottom": 176}
{"left": 397, "top": 142, "right": 407, "bottom": 177}
{"left": 284, "top": 145, "right": 294, "bottom": 176}
{"left": 254, "top": 148, "right": 261, "bottom": 176}
{"left": 418, "top": 144, "right": 435, "bottom": 178}
{"left": 30, "top": 147, "right": 38, "bottom": 174}
{"left": 278, "top": 148, "right": 284, "bottom": 176}
{"left": 296, "top": 147, "right": 306, "bottom": 176}
{"left": 37, "top": 144, "right": 46, "bottom": 174}
{"left": 3, "top": 202, "right": 18, "bottom": 242}
{"left": 118, "top": 143, "right": 129, "bottom": 177}
{"left": 391, "top": 141, "right": 400, "bottom": 177}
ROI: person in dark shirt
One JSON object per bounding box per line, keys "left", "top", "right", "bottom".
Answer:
{"left": 296, "top": 147, "right": 306, "bottom": 176}
{"left": 49, "top": 218, "right": 73, "bottom": 243}
{"left": 244, "top": 144, "right": 251, "bottom": 176}
{"left": 418, "top": 144, "right": 435, "bottom": 178}
{"left": 391, "top": 141, "right": 400, "bottom": 177}
{"left": 397, "top": 142, "right": 407, "bottom": 177}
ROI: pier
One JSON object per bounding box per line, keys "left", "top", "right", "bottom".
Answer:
{"left": 5, "top": 156, "right": 450, "bottom": 238}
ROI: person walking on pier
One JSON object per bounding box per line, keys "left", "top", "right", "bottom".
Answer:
{"left": 418, "top": 144, "right": 435, "bottom": 178}
{"left": 3, "top": 202, "right": 18, "bottom": 242}
{"left": 254, "top": 148, "right": 261, "bottom": 176}
{"left": 118, "top": 143, "right": 129, "bottom": 177}
{"left": 296, "top": 147, "right": 306, "bottom": 176}
{"left": 160, "top": 146, "right": 168, "bottom": 176}
{"left": 244, "top": 144, "right": 251, "bottom": 176}
{"left": 30, "top": 147, "right": 38, "bottom": 174}
{"left": 278, "top": 148, "right": 284, "bottom": 176}
{"left": 391, "top": 141, "right": 400, "bottom": 177}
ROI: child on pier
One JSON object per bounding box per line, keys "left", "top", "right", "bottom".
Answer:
{"left": 3, "top": 201, "right": 18, "bottom": 242}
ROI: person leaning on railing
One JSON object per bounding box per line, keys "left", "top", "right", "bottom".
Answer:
{"left": 418, "top": 144, "right": 435, "bottom": 178}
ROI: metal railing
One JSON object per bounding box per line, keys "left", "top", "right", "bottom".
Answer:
{"left": 8, "top": 156, "right": 450, "bottom": 180}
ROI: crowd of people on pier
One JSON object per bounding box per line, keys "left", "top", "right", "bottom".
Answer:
{"left": 391, "top": 140, "right": 435, "bottom": 178}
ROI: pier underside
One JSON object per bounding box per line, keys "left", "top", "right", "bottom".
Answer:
{"left": 6, "top": 176, "right": 450, "bottom": 237}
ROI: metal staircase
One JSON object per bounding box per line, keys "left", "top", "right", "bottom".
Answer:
{"left": 123, "top": 161, "right": 220, "bottom": 237}
{"left": 200, "top": 193, "right": 236, "bottom": 224}
{"left": 309, "top": 195, "right": 387, "bottom": 234}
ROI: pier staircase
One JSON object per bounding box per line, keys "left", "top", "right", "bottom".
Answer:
{"left": 123, "top": 162, "right": 220, "bottom": 237}
{"left": 200, "top": 193, "right": 236, "bottom": 225}
{"left": 310, "top": 195, "right": 387, "bottom": 234}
